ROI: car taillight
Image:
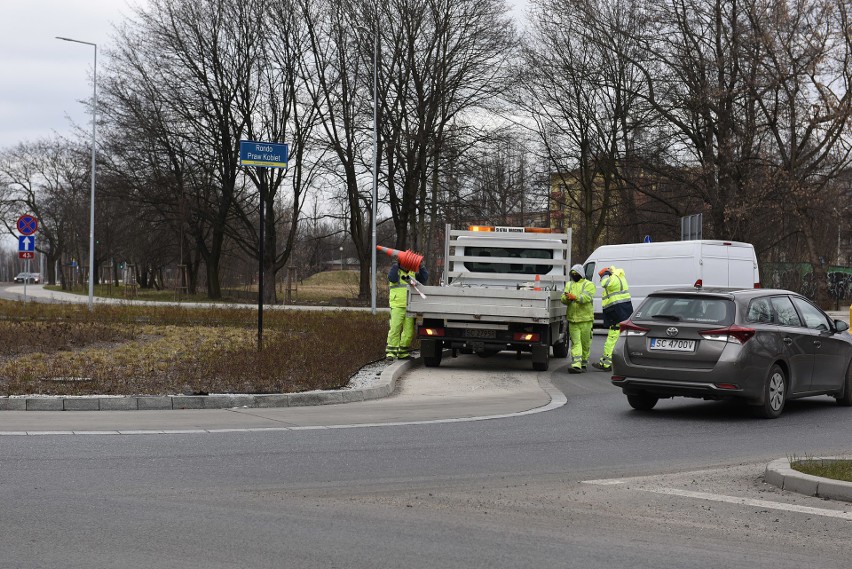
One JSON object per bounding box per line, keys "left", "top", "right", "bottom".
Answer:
{"left": 699, "top": 325, "right": 755, "bottom": 344}
{"left": 694, "top": 279, "right": 702, "bottom": 288}
{"left": 513, "top": 332, "right": 540, "bottom": 342}
{"left": 754, "top": 282, "right": 761, "bottom": 288}
{"left": 619, "top": 320, "right": 649, "bottom": 336}
{"left": 419, "top": 326, "right": 445, "bottom": 337}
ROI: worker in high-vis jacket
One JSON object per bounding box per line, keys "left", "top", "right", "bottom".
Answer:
{"left": 561, "top": 264, "right": 596, "bottom": 373}
{"left": 593, "top": 265, "right": 633, "bottom": 371}
{"left": 386, "top": 254, "right": 428, "bottom": 362}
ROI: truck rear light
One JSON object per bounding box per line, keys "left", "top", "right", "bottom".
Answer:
{"left": 611, "top": 375, "right": 626, "bottom": 382}
{"left": 513, "top": 332, "right": 539, "bottom": 342}
{"left": 619, "top": 320, "right": 649, "bottom": 336}
{"left": 699, "top": 325, "right": 755, "bottom": 344}
{"left": 419, "top": 326, "right": 445, "bottom": 337}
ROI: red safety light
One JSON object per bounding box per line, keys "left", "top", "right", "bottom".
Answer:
{"left": 754, "top": 282, "right": 761, "bottom": 288}
{"left": 619, "top": 320, "right": 649, "bottom": 336}
{"left": 513, "top": 332, "right": 540, "bottom": 342}
{"left": 523, "top": 227, "right": 553, "bottom": 234}
{"left": 699, "top": 325, "right": 755, "bottom": 344}
{"left": 694, "top": 279, "right": 703, "bottom": 288}
{"left": 468, "top": 225, "right": 494, "bottom": 232}
{"left": 419, "top": 326, "right": 445, "bottom": 337}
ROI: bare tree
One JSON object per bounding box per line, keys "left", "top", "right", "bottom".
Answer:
{"left": 745, "top": 0, "right": 852, "bottom": 306}
{"left": 380, "top": 0, "right": 517, "bottom": 252}
{"left": 0, "top": 138, "right": 89, "bottom": 286}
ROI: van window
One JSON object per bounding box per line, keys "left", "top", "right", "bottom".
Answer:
{"left": 584, "top": 263, "right": 595, "bottom": 280}
{"left": 463, "top": 247, "right": 553, "bottom": 275}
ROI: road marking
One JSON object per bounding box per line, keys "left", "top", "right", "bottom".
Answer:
{"left": 638, "top": 486, "right": 852, "bottom": 521}
{"left": 583, "top": 478, "right": 852, "bottom": 521}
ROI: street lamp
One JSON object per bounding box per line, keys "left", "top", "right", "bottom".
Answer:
{"left": 370, "top": 11, "right": 379, "bottom": 314}
{"left": 56, "top": 36, "right": 97, "bottom": 311}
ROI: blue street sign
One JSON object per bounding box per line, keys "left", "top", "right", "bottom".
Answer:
{"left": 17, "top": 214, "right": 38, "bottom": 236}
{"left": 239, "top": 140, "right": 288, "bottom": 168}
{"left": 644, "top": 235, "right": 652, "bottom": 243}
{"left": 18, "top": 235, "right": 35, "bottom": 252}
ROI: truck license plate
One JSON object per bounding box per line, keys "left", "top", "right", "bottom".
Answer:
{"left": 465, "top": 329, "right": 496, "bottom": 339}
{"left": 649, "top": 338, "right": 695, "bottom": 352}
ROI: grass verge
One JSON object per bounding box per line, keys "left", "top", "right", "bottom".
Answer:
{"left": 0, "top": 300, "right": 387, "bottom": 396}
{"left": 790, "top": 458, "right": 852, "bottom": 483}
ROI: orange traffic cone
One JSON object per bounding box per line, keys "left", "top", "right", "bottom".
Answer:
{"left": 534, "top": 274, "right": 541, "bottom": 291}
{"left": 376, "top": 246, "right": 424, "bottom": 272}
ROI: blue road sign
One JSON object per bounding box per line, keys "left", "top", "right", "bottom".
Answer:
{"left": 644, "top": 235, "right": 652, "bottom": 243}
{"left": 18, "top": 235, "right": 35, "bottom": 252}
{"left": 17, "top": 214, "right": 38, "bottom": 236}
{"left": 239, "top": 140, "right": 288, "bottom": 168}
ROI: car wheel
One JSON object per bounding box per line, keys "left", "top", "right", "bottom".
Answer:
{"left": 754, "top": 363, "right": 786, "bottom": 419}
{"left": 836, "top": 363, "right": 852, "bottom": 407}
{"left": 626, "top": 393, "right": 658, "bottom": 411}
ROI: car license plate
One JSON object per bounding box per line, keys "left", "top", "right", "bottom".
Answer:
{"left": 465, "top": 329, "right": 496, "bottom": 339}
{"left": 649, "top": 338, "right": 695, "bottom": 352}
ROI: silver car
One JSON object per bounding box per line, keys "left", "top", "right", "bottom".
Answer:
{"left": 611, "top": 288, "right": 852, "bottom": 418}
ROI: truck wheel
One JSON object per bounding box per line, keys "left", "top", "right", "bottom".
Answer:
{"left": 423, "top": 353, "right": 442, "bottom": 368}
{"left": 552, "top": 334, "right": 569, "bottom": 358}
{"left": 420, "top": 339, "right": 442, "bottom": 368}
{"left": 531, "top": 345, "right": 549, "bottom": 371}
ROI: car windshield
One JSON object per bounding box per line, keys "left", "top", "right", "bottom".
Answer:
{"left": 634, "top": 295, "right": 733, "bottom": 325}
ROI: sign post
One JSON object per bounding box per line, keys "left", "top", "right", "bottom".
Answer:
{"left": 239, "top": 140, "right": 289, "bottom": 351}
{"left": 16, "top": 215, "right": 39, "bottom": 302}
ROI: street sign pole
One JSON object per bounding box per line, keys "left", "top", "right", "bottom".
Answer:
{"left": 258, "top": 171, "right": 265, "bottom": 352}
{"left": 239, "top": 140, "right": 288, "bottom": 352}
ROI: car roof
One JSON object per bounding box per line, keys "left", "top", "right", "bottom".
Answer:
{"left": 647, "top": 287, "right": 800, "bottom": 300}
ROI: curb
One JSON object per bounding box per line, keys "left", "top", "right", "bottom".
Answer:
{"left": 764, "top": 457, "right": 852, "bottom": 502}
{"left": 0, "top": 358, "right": 418, "bottom": 412}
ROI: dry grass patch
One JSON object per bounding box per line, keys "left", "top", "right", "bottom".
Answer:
{"left": 0, "top": 301, "right": 387, "bottom": 396}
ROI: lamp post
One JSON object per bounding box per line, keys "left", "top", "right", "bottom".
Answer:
{"left": 370, "top": 12, "right": 379, "bottom": 314}
{"left": 57, "top": 36, "right": 97, "bottom": 311}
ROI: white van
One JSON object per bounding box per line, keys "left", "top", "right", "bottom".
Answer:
{"left": 583, "top": 240, "right": 760, "bottom": 322}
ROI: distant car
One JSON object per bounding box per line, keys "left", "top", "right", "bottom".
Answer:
{"left": 13, "top": 272, "right": 40, "bottom": 284}
{"left": 611, "top": 287, "right": 852, "bottom": 418}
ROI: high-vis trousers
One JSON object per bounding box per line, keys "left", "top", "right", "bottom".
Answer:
{"left": 600, "top": 326, "right": 621, "bottom": 366}
{"left": 568, "top": 320, "right": 593, "bottom": 369}
{"left": 386, "top": 306, "right": 415, "bottom": 359}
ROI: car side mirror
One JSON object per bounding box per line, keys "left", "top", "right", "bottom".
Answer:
{"left": 834, "top": 319, "right": 850, "bottom": 333}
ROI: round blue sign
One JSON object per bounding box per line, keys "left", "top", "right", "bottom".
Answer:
{"left": 17, "top": 214, "right": 38, "bottom": 236}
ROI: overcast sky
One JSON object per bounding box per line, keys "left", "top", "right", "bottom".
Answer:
{"left": 0, "top": 0, "right": 529, "bottom": 151}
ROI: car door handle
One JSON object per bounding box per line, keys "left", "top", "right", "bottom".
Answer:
{"left": 783, "top": 337, "right": 793, "bottom": 345}
{"left": 813, "top": 340, "right": 821, "bottom": 348}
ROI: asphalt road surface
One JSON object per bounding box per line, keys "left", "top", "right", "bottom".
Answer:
{"left": 3, "top": 344, "right": 852, "bottom": 568}
{"left": 2, "top": 285, "right": 851, "bottom": 568}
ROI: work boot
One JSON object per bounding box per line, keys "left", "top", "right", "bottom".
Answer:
{"left": 385, "top": 355, "right": 396, "bottom": 363}
{"left": 568, "top": 366, "right": 582, "bottom": 374}
{"left": 592, "top": 362, "right": 611, "bottom": 371}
